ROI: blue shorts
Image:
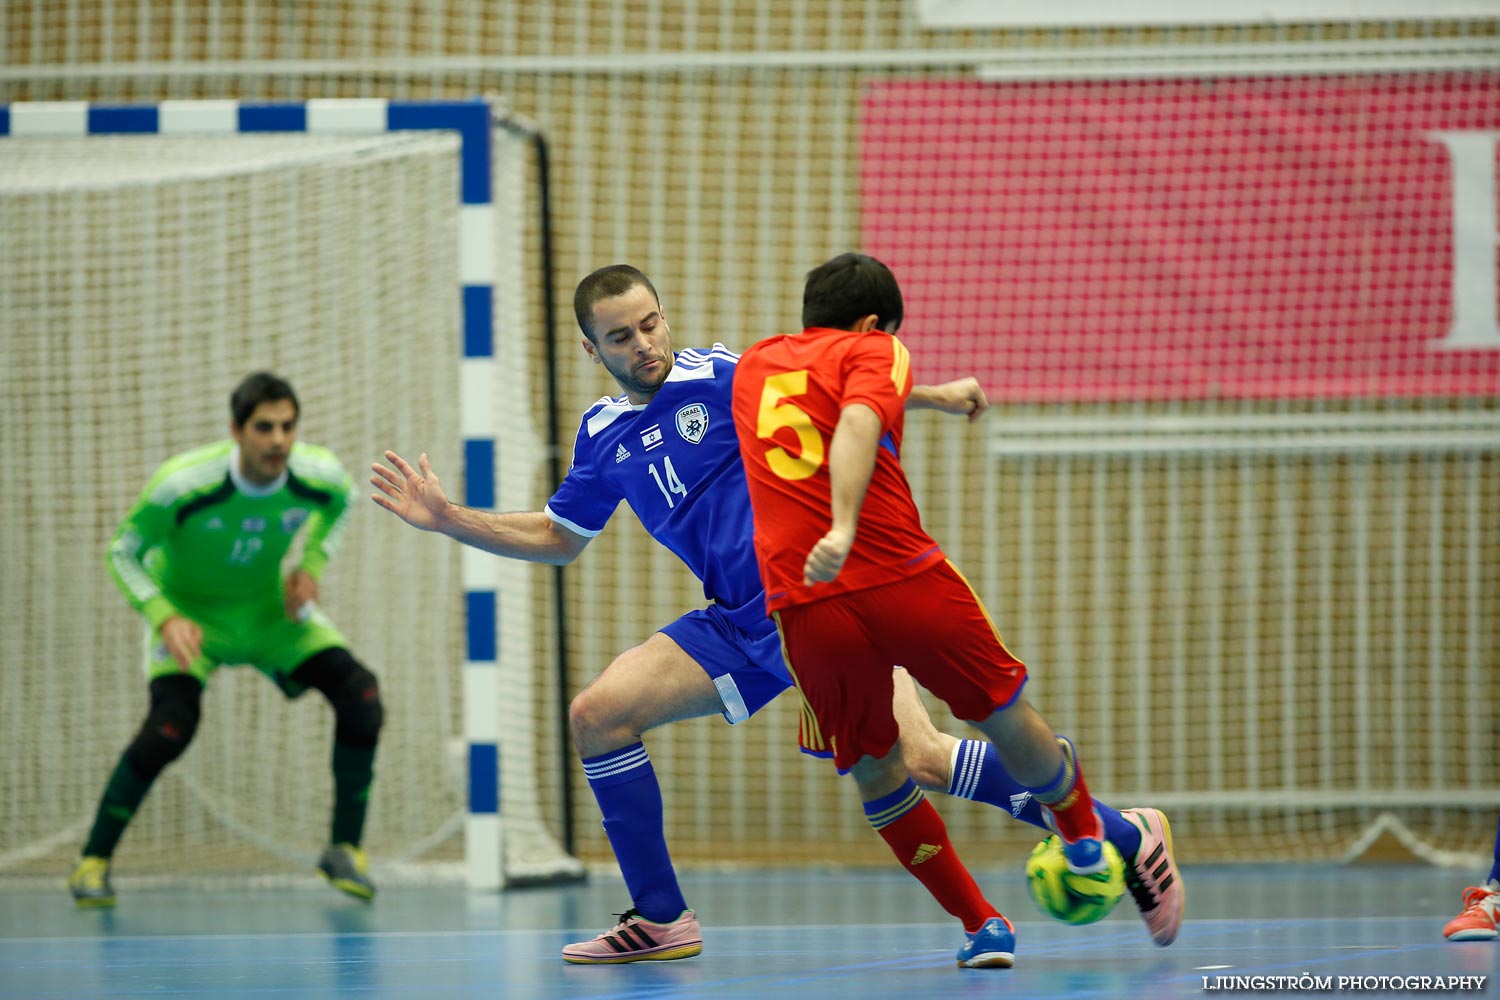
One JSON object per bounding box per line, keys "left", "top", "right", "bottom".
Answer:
{"left": 660, "top": 602, "right": 792, "bottom": 725}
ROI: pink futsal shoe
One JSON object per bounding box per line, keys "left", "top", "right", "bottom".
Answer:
{"left": 1120, "top": 807, "right": 1184, "bottom": 947}
{"left": 562, "top": 908, "right": 703, "bottom": 964}
{"left": 1444, "top": 885, "right": 1500, "bottom": 942}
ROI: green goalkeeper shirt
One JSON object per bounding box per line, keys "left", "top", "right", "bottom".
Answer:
{"left": 107, "top": 440, "right": 357, "bottom": 628}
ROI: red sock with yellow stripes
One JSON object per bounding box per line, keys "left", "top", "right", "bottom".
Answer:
{"left": 863, "top": 777, "right": 999, "bottom": 933}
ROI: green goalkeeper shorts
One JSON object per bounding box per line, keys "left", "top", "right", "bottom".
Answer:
{"left": 141, "top": 596, "right": 348, "bottom": 695}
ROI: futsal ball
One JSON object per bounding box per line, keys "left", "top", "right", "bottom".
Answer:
{"left": 1024, "top": 834, "right": 1126, "bottom": 925}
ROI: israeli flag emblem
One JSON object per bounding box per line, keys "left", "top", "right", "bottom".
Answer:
{"left": 675, "top": 403, "right": 709, "bottom": 444}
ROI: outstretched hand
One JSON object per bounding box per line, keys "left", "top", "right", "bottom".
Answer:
{"left": 371, "top": 450, "right": 450, "bottom": 532}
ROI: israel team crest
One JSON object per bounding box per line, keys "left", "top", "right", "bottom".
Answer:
{"left": 675, "top": 403, "right": 709, "bottom": 444}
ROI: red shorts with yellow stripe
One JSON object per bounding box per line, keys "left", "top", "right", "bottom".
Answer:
{"left": 774, "top": 559, "right": 1028, "bottom": 773}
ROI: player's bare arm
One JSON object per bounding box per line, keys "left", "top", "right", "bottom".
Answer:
{"left": 907, "top": 377, "right": 990, "bottom": 423}
{"left": 159, "top": 615, "right": 203, "bottom": 670}
{"left": 804, "top": 403, "right": 883, "bottom": 586}
{"left": 371, "top": 450, "right": 590, "bottom": 566}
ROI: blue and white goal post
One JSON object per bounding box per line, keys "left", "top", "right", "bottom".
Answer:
{"left": 0, "top": 98, "right": 581, "bottom": 890}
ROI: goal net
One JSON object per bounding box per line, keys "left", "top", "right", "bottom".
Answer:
{"left": 0, "top": 112, "right": 572, "bottom": 886}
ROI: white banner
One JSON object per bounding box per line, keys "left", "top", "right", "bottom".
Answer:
{"left": 914, "top": 0, "right": 1498, "bottom": 28}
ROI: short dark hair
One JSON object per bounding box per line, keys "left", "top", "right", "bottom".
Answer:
{"left": 800, "top": 252, "right": 904, "bottom": 333}
{"left": 230, "top": 372, "right": 299, "bottom": 427}
{"left": 573, "top": 264, "right": 660, "bottom": 342}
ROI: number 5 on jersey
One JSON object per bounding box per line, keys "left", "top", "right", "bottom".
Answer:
{"left": 756, "top": 370, "right": 824, "bottom": 481}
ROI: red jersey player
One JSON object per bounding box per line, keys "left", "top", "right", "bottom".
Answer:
{"left": 731, "top": 252, "right": 1128, "bottom": 969}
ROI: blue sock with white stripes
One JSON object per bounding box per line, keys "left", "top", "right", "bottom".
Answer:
{"left": 947, "top": 738, "right": 1141, "bottom": 860}
{"left": 582, "top": 742, "right": 688, "bottom": 924}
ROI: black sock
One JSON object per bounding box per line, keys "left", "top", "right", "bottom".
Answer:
{"left": 331, "top": 741, "right": 376, "bottom": 846}
{"left": 82, "top": 757, "right": 153, "bottom": 858}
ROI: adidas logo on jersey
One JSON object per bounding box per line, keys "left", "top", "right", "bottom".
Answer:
{"left": 614, "top": 443, "right": 631, "bottom": 464}
{"left": 911, "top": 843, "right": 943, "bottom": 865}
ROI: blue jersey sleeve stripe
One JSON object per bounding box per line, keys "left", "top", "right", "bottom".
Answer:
{"left": 677, "top": 347, "right": 740, "bottom": 361}
{"left": 676, "top": 347, "right": 740, "bottom": 365}
{"left": 585, "top": 399, "right": 639, "bottom": 437}
{"left": 679, "top": 341, "right": 741, "bottom": 358}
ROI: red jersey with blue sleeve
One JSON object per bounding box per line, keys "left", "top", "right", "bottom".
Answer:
{"left": 731, "top": 327, "right": 946, "bottom": 612}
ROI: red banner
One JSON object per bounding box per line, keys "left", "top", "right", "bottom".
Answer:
{"left": 861, "top": 75, "right": 1500, "bottom": 401}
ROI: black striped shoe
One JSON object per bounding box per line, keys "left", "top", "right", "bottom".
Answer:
{"left": 561, "top": 908, "right": 702, "bottom": 964}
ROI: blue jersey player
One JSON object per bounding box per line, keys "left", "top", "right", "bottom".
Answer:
{"left": 371, "top": 265, "right": 1184, "bottom": 961}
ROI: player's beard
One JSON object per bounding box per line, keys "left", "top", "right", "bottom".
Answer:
{"left": 607, "top": 353, "right": 672, "bottom": 400}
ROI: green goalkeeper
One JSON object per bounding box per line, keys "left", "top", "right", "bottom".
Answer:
{"left": 68, "top": 372, "right": 382, "bottom": 906}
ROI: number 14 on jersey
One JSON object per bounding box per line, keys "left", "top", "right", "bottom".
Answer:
{"left": 648, "top": 455, "right": 689, "bottom": 508}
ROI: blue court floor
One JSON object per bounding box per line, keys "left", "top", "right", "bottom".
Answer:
{"left": 2, "top": 865, "right": 1496, "bottom": 998}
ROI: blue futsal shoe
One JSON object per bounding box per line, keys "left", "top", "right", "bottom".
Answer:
{"left": 956, "top": 915, "right": 1016, "bottom": 969}
{"left": 1048, "top": 806, "right": 1111, "bottom": 875}
{"left": 1060, "top": 832, "right": 1109, "bottom": 874}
